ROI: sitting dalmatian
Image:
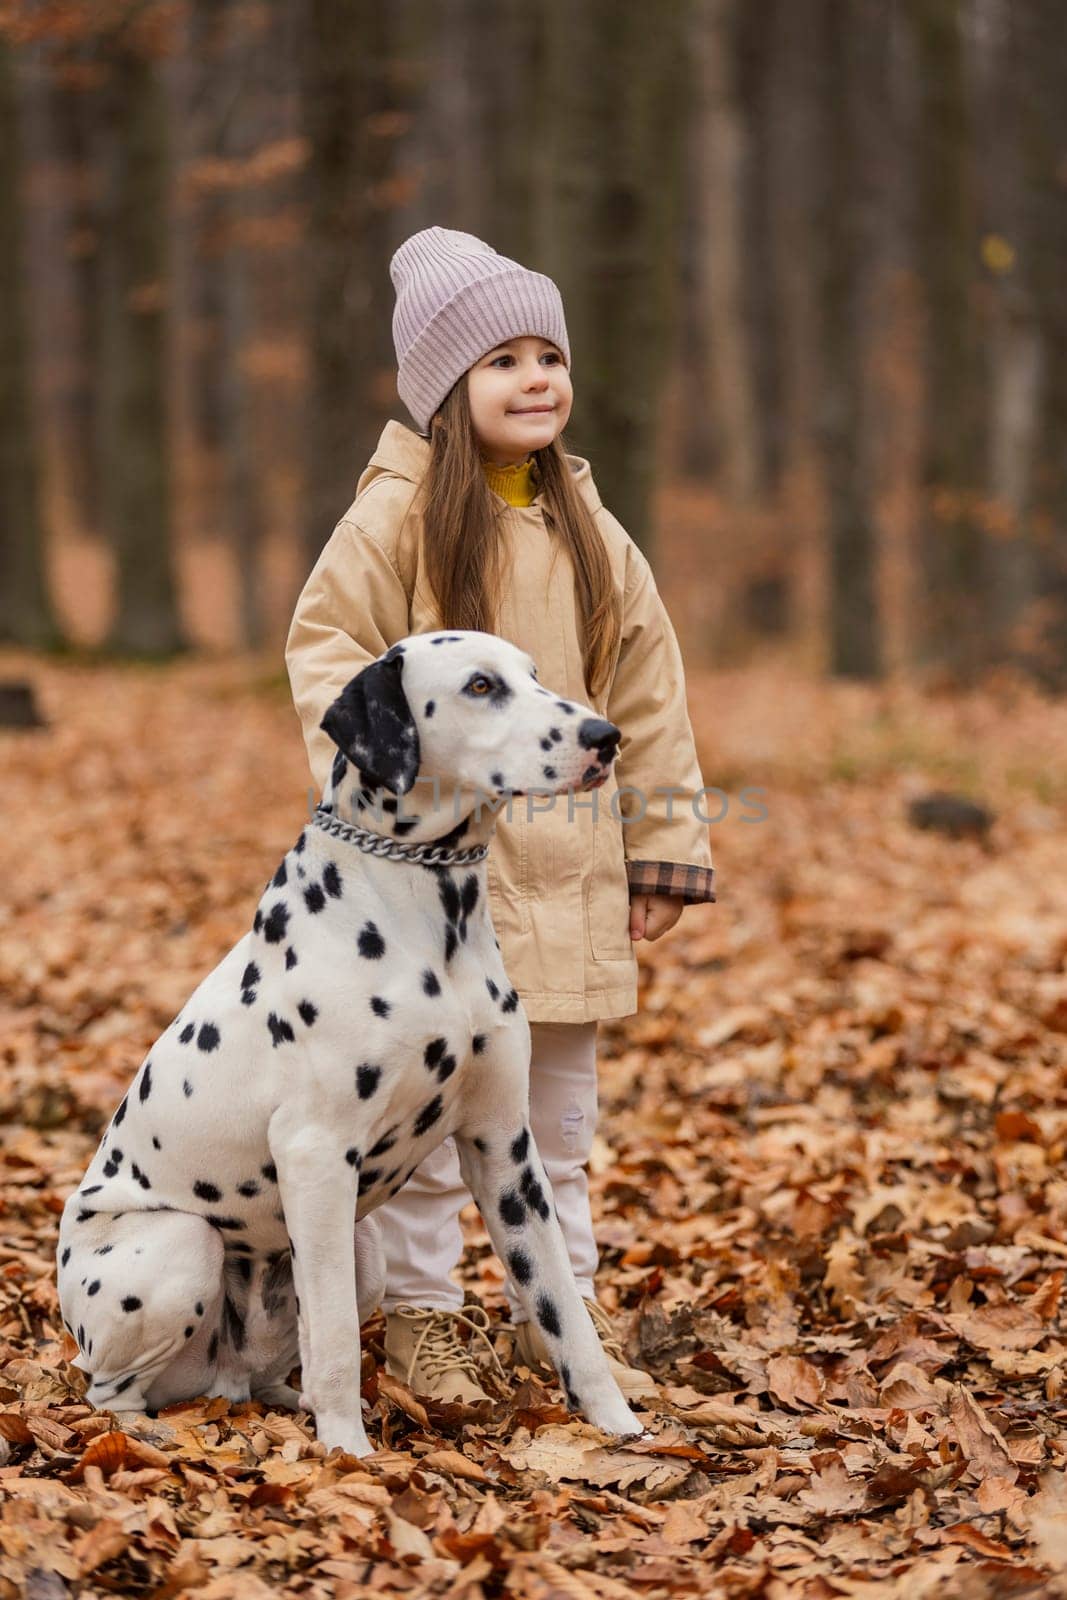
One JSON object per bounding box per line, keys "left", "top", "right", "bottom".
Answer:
{"left": 57, "top": 631, "right": 640, "bottom": 1456}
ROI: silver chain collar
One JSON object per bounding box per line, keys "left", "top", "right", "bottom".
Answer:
{"left": 310, "top": 805, "right": 488, "bottom": 867}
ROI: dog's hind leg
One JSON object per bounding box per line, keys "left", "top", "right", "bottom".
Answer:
{"left": 455, "top": 1121, "right": 641, "bottom": 1439}
{"left": 58, "top": 1207, "right": 225, "bottom": 1413}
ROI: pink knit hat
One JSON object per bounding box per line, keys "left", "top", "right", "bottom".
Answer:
{"left": 390, "top": 227, "right": 570, "bottom": 433}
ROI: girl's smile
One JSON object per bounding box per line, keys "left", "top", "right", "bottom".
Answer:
{"left": 467, "top": 336, "right": 573, "bottom": 466}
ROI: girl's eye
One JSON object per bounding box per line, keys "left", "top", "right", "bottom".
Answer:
{"left": 489, "top": 352, "right": 561, "bottom": 368}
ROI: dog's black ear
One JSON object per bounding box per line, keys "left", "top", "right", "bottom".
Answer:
{"left": 320, "top": 646, "right": 420, "bottom": 796}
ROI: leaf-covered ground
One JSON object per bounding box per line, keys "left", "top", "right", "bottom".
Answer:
{"left": 2, "top": 651, "right": 1067, "bottom": 1597}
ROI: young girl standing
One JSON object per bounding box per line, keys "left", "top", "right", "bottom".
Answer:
{"left": 286, "top": 227, "right": 715, "bottom": 1405}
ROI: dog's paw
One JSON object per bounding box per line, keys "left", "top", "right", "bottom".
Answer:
{"left": 585, "top": 1396, "right": 643, "bottom": 1439}
{"left": 314, "top": 1409, "right": 374, "bottom": 1458}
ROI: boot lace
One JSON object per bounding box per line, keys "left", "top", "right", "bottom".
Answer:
{"left": 396, "top": 1304, "right": 506, "bottom": 1389}
{"left": 583, "top": 1298, "right": 629, "bottom": 1365}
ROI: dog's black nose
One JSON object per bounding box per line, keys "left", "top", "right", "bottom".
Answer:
{"left": 578, "top": 718, "right": 621, "bottom": 764}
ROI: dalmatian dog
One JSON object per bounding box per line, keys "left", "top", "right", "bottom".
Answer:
{"left": 57, "top": 630, "right": 641, "bottom": 1456}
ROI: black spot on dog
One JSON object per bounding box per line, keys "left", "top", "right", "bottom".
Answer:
{"left": 424, "top": 1037, "right": 447, "bottom": 1072}
{"left": 555, "top": 701, "right": 576, "bottom": 715}
{"left": 197, "top": 1022, "right": 220, "bottom": 1053}
{"left": 422, "top": 968, "right": 441, "bottom": 997}
{"left": 263, "top": 902, "right": 290, "bottom": 943}
{"left": 61, "top": 1247, "right": 70, "bottom": 1267}
{"left": 236, "top": 1180, "right": 260, "bottom": 1198}
{"left": 541, "top": 737, "right": 553, "bottom": 751}
{"left": 491, "top": 771, "right": 505, "bottom": 787}
{"left": 262, "top": 1163, "right": 277, "bottom": 1183}
{"left": 82, "top": 1184, "right": 102, "bottom": 1195}
{"left": 131, "top": 1163, "right": 151, "bottom": 1190}
{"left": 297, "top": 1000, "right": 318, "bottom": 1027}
{"left": 138, "top": 1061, "right": 153, "bottom": 1103}
{"left": 241, "top": 962, "right": 260, "bottom": 992}
{"left": 499, "top": 1190, "right": 525, "bottom": 1228}
{"left": 461, "top": 874, "right": 478, "bottom": 915}
{"left": 76, "top": 1209, "right": 97, "bottom": 1223}
{"left": 368, "top": 1129, "right": 397, "bottom": 1158}
{"left": 437, "top": 1052, "right": 457, "bottom": 1082}
{"left": 253, "top": 909, "right": 263, "bottom": 933}
{"left": 502, "top": 988, "right": 519, "bottom": 1014}
{"left": 183, "top": 1079, "right": 193, "bottom": 1098}
{"left": 272, "top": 859, "right": 288, "bottom": 888}
{"left": 510, "top": 1128, "right": 530, "bottom": 1164}
{"left": 473, "top": 1137, "right": 487, "bottom": 1153}
{"left": 194, "top": 1181, "right": 222, "bottom": 1203}
{"left": 185, "top": 1325, "right": 193, "bottom": 1339}
{"left": 486, "top": 978, "right": 499, "bottom": 1001}
{"left": 360, "top": 1167, "right": 381, "bottom": 1189}
{"left": 542, "top": 766, "right": 556, "bottom": 780}
{"left": 507, "top": 1249, "right": 534, "bottom": 1286}
{"left": 560, "top": 1360, "right": 580, "bottom": 1409}
{"left": 358, "top": 921, "right": 385, "bottom": 959}
{"left": 356, "top": 1063, "right": 381, "bottom": 1099}
{"left": 414, "top": 1095, "right": 443, "bottom": 1136}
{"left": 304, "top": 882, "right": 326, "bottom": 914}
{"left": 206, "top": 1216, "right": 246, "bottom": 1232}
{"left": 549, "top": 727, "right": 562, "bottom": 743}
{"left": 179, "top": 1023, "right": 195, "bottom": 1044}
{"left": 208, "top": 1331, "right": 219, "bottom": 1363}
{"left": 152, "top": 1136, "right": 161, "bottom": 1150}
{"left": 87, "top": 1279, "right": 100, "bottom": 1296}
{"left": 195, "top": 1301, "right": 204, "bottom": 1315}
{"left": 268, "top": 1012, "right": 295, "bottom": 1047}
{"left": 346, "top": 1148, "right": 361, "bottom": 1167}
{"left": 331, "top": 751, "right": 348, "bottom": 788}
{"left": 112, "top": 1373, "right": 137, "bottom": 1396}
{"left": 285, "top": 947, "right": 297, "bottom": 970}
{"left": 472, "top": 1033, "right": 487, "bottom": 1055}
{"left": 425, "top": 700, "right": 435, "bottom": 717}
{"left": 519, "top": 1166, "right": 551, "bottom": 1221}
{"left": 294, "top": 832, "right": 306, "bottom": 855}
{"left": 323, "top": 862, "right": 342, "bottom": 898}
{"left": 370, "top": 996, "right": 390, "bottom": 1017}
{"left": 122, "top": 1296, "right": 142, "bottom": 1313}
{"left": 536, "top": 1294, "right": 562, "bottom": 1337}
{"left": 95, "top": 1245, "right": 113, "bottom": 1256}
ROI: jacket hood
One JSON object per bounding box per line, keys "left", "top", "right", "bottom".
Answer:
{"left": 362, "top": 420, "right": 604, "bottom": 513}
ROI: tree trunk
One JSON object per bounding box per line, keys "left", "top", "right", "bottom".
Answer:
{"left": 301, "top": 0, "right": 407, "bottom": 571}
{"left": 538, "top": 0, "right": 688, "bottom": 556}
{"left": 908, "top": 0, "right": 986, "bottom": 679}
{"left": 819, "top": 0, "right": 886, "bottom": 678}
{"left": 689, "top": 0, "right": 761, "bottom": 504}
{"left": 98, "top": 15, "right": 183, "bottom": 655}
{"left": 0, "top": 38, "right": 59, "bottom": 647}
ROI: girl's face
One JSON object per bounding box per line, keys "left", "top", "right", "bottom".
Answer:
{"left": 465, "top": 336, "right": 573, "bottom": 466}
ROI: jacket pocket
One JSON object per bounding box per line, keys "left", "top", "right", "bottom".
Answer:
{"left": 488, "top": 809, "right": 530, "bottom": 939}
{"left": 587, "top": 793, "right": 632, "bottom": 960}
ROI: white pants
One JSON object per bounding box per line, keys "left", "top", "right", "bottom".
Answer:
{"left": 378, "top": 1021, "right": 599, "bottom": 1321}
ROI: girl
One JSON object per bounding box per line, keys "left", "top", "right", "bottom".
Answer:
{"left": 286, "top": 227, "right": 715, "bottom": 1405}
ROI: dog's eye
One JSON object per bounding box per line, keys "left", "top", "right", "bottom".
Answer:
{"left": 468, "top": 676, "right": 492, "bottom": 696}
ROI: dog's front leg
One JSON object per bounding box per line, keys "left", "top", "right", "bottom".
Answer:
{"left": 268, "top": 1107, "right": 371, "bottom": 1457}
{"left": 455, "top": 1125, "right": 641, "bottom": 1439}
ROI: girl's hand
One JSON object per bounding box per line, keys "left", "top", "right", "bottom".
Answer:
{"left": 629, "top": 893, "right": 684, "bottom": 942}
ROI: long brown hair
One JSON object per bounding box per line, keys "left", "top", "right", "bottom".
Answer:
{"left": 416, "top": 376, "right": 621, "bottom": 700}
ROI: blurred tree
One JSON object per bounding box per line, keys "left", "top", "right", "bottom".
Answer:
{"left": 98, "top": 9, "right": 184, "bottom": 654}
{"left": 302, "top": 0, "right": 408, "bottom": 570}
{"left": 537, "top": 0, "right": 688, "bottom": 557}
{"left": 0, "top": 35, "right": 59, "bottom": 647}
{"left": 689, "top": 0, "right": 761, "bottom": 506}
{"left": 819, "top": 0, "right": 885, "bottom": 679}
{"left": 909, "top": 0, "right": 985, "bottom": 679}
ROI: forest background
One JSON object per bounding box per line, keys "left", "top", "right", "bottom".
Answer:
{"left": 3, "top": 3, "right": 1067, "bottom": 1596}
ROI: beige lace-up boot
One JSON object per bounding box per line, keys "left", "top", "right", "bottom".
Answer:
{"left": 384, "top": 1304, "right": 505, "bottom": 1404}
{"left": 510, "top": 1298, "right": 659, "bottom": 1403}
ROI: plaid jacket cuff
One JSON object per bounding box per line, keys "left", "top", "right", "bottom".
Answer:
{"left": 626, "top": 860, "right": 716, "bottom": 905}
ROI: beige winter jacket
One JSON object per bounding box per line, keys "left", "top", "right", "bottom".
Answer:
{"left": 285, "top": 421, "right": 714, "bottom": 1023}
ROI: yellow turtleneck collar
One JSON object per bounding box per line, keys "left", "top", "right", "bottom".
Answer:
{"left": 480, "top": 453, "right": 537, "bottom": 507}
